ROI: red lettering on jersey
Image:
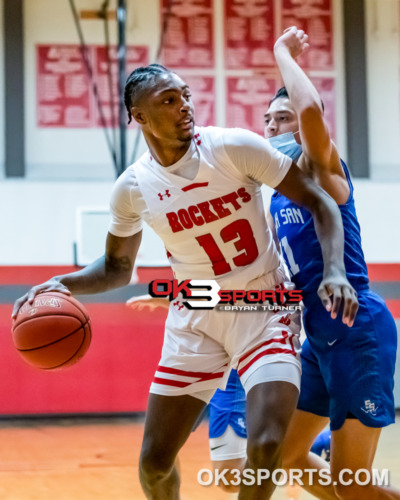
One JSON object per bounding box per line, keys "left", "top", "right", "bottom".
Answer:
{"left": 222, "top": 192, "right": 241, "bottom": 211}
{"left": 177, "top": 209, "right": 194, "bottom": 230}
{"left": 166, "top": 212, "right": 184, "bottom": 233}
{"left": 210, "top": 197, "right": 231, "bottom": 219}
{"left": 166, "top": 187, "right": 252, "bottom": 233}
{"left": 198, "top": 201, "right": 219, "bottom": 223}
{"left": 238, "top": 187, "right": 251, "bottom": 203}
{"left": 188, "top": 205, "right": 205, "bottom": 226}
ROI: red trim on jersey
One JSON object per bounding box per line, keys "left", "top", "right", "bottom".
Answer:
{"left": 238, "top": 347, "right": 296, "bottom": 377}
{"left": 181, "top": 182, "right": 209, "bottom": 192}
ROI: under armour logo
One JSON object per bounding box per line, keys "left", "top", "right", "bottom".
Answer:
{"left": 158, "top": 190, "right": 171, "bottom": 201}
{"left": 361, "top": 399, "right": 378, "bottom": 416}
{"left": 173, "top": 300, "right": 184, "bottom": 311}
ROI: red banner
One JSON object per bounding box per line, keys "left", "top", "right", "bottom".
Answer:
{"left": 226, "top": 76, "right": 278, "bottom": 135}
{"left": 37, "top": 45, "right": 93, "bottom": 128}
{"left": 94, "top": 46, "right": 148, "bottom": 127}
{"left": 310, "top": 76, "right": 336, "bottom": 140}
{"left": 281, "top": 0, "right": 334, "bottom": 70}
{"left": 160, "top": 0, "right": 214, "bottom": 68}
{"left": 37, "top": 44, "right": 148, "bottom": 128}
{"left": 180, "top": 74, "right": 215, "bottom": 127}
{"left": 224, "top": 0, "right": 275, "bottom": 69}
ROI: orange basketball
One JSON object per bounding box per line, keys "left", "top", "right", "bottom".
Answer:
{"left": 12, "top": 292, "right": 91, "bottom": 370}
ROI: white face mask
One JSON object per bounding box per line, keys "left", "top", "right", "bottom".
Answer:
{"left": 268, "top": 131, "right": 302, "bottom": 161}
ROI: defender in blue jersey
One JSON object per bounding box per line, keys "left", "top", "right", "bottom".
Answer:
{"left": 265, "top": 27, "right": 399, "bottom": 499}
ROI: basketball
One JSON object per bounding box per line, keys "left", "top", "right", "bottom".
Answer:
{"left": 12, "top": 292, "right": 91, "bottom": 370}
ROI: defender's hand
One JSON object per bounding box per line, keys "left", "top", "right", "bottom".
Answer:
{"left": 126, "top": 294, "right": 169, "bottom": 312}
{"left": 12, "top": 279, "right": 71, "bottom": 319}
{"left": 317, "top": 273, "right": 359, "bottom": 327}
{"left": 274, "top": 26, "right": 310, "bottom": 60}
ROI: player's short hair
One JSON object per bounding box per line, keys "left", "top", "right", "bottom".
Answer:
{"left": 269, "top": 86, "right": 290, "bottom": 106}
{"left": 124, "top": 64, "right": 173, "bottom": 123}
{"left": 269, "top": 86, "right": 324, "bottom": 111}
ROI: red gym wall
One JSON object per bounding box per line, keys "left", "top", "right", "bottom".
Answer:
{"left": 0, "top": 265, "right": 399, "bottom": 416}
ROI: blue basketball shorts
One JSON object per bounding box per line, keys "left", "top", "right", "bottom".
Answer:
{"left": 298, "top": 290, "right": 397, "bottom": 431}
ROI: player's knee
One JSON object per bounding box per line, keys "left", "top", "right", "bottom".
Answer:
{"left": 247, "top": 433, "right": 282, "bottom": 468}
{"left": 139, "top": 444, "right": 174, "bottom": 483}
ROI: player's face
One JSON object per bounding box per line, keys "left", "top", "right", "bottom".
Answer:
{"left": 138, "top": 73, "right": 195, "bottom": 143}
{"left": 264, "top": 97, "right": 300, "bottom": 143}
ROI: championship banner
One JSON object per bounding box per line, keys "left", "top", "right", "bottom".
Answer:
{"left": 179, "top": 74, "right": 216, "bottom": 127}
{"left": 224, "top": 0, "right": 275, "bottom": 69}
{"left": 281, "top": 0, "right": 334, "bottom": 70}
{"left": 160, "top": 0, "right": 214, "bottom": 68}
{"left": 310, "top": 76, "right": 336, "bottom": 140}
{"left": 226, "top": 76, "right": 277, "bottom": 136}
{"left": 93, "top": 46, "right": 149, "bottom": 127}
{"left": 37, "top": 45, "right": 93, "bottom": 128}
{"left": 37, "top": 44, "right": 148, "bottom": 128}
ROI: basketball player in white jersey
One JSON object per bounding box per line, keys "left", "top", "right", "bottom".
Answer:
{"left": 13, "top": 64, "right": 358, "bottom": 499}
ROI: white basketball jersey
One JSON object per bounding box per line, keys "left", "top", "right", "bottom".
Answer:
{"left": 125, "top": 127, "right": 289, "bottom": 289}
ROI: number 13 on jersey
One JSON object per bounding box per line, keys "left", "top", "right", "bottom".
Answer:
{"left": 195, "top": 219, "right": 259, "bottom": 276}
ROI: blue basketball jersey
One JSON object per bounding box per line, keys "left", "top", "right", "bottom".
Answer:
{"left": 270, "top": 160, "right": 369, "bottom": 304}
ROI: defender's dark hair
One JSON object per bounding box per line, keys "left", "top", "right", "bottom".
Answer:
{"left": 269, "top": 86, "right": 289, "bottom": 107}
{"left": 269, "top": 86, "right": 324, "bottom": 111}
{"left": 124, "top": 64, "right": 173, "bottom": 123}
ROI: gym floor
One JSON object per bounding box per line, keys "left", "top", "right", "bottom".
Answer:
{"left": 0, "top": 414, "right": 399, "bottom": 500}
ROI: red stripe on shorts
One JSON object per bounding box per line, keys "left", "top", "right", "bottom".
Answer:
{"left": 238, "top": 333, "right": 290, "bottom": 366}
{"left": 153, "top": 377, "right": 190, "bottom": 388}
{"left": 157, "top": 365, "right": 225, "bottom": 379}
{"left": 238, "top": 347, "right": 296, "bottom": 377}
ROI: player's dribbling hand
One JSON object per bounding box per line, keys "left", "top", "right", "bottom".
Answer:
{"left": 126, "top": 294, "right": 169, "bottom": 312}
{"left": 274, "top": 26, "right": 310, "bottom": 59}
{"left": 317, "top": 273, "right": 359, "bottom": 327}
{"left": 12, "top": 279, "right": 71, "bottom": 319}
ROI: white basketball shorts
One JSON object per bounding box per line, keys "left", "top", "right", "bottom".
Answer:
{"left": 150, "top": 265, "right": 302, "bottom": 401}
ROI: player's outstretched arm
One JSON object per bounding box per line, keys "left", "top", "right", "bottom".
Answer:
{"left": 275, "top": 164, "right": 358, "bottom": 326}
{"left": 12, "top": 231, "right": 142, "bottom": 318}
{"left": 273, "top": 27, "right": 348, "bottom": 202}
